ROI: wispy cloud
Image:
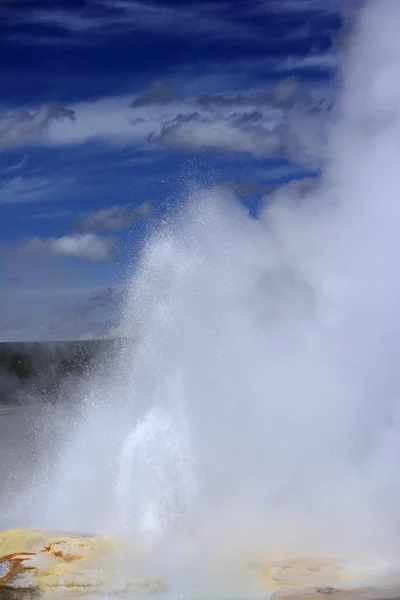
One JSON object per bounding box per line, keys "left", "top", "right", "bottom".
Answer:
{"left": 278, "top": 50, "right": 339, "bottom": 72}
{"left": 73, "top": 201, "right": 153, "bottom": 233}
{"left": 5, "top": 0, "right": 263, "bottom": 45}
{"left": 0, "top": 105, "right": 75, "bottom": 149}
{"left": 20, "top": 233, "right": 117, "bottom": 261}
{"left": 261, "top": 0, "right": 343, "bottom": 15}
{"left": 0, "top": 174, "right": 69, "bottom": 204}
{"left": 0, "top": 155, "right": 27, "bottom": 174}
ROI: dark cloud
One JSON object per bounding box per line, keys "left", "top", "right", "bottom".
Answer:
{"left": 0, "top": 105, "right": 75, "bottom": 149}
{"left": 231, "top": 110, "right": 265, "bottom": 127}
{"left": 150, "top": 111, "right": 284, "bottom": 157}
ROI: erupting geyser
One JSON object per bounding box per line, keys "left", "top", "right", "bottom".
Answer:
{"left": 4, "top": 0, "right": 400, "bottom": 597}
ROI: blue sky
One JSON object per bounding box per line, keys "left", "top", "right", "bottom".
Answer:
{"left": 0, "top": 0, "right": 343, "bottom": 341}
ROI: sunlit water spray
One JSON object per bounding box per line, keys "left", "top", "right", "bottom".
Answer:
{"left": 5, "top": 0, "right": 400, "bottom": 594}
{"left": 115, "top": 379, "right": 195, "bottom": 539}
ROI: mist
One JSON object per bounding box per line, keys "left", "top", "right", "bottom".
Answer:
{"left": 3, "top": 0, "right": 400, "bottom": 591}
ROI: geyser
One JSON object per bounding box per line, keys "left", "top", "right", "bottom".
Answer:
{"left": 4, "top": 0, "right": 400, "bottom": 594}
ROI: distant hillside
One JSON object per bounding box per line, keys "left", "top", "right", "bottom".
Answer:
{"left": 0, "top": 339, "right": 120, "bottom": 405}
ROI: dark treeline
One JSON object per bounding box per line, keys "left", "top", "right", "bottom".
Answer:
{"left": 0, "top": 339, "right": 120, "bottom": 404}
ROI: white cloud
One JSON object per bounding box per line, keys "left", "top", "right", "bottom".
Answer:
{"left": 43, "top": 95, "right": 150, "bottom": 146}
{"left": 151, "top": 112, "right": 283, "bottom": 157}
{"left": 0, "top": 105, "right": 75, "bottom": 148}
{"left": 0, "top": 78, "right": 328, "bottom": 168}
{"left": 21, "top": 234, "right": 116, "bottom": 262}
{"left": 149, "top": 86, "right": 327, "bottom": 166}
{"left": 59, "top": 79, "right": 300, "bottom": 156}
{"left": 74, "top": 201, "right": 153, "bottom": 233}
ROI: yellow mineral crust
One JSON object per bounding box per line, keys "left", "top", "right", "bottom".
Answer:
{"left": 1, "top": 529, "right": 398, "bottom": 599}
{"left": 248, "top": 555, "right": 397, "bottom": 594}
{"left": 0, "top": 529, "right": 45, "bottom": 556}
{"left": 0, "top": 528, "right": 164, "bottom": 598}
{"left": 257, "top": 557, "right": 352, "bottom": 589}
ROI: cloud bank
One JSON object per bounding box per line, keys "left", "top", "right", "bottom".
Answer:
{"left": 0, "top": 78, "right": 329, "bottom": 172}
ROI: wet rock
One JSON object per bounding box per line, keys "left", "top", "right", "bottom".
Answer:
{"left": 0, "top": 529, "right": 165, "bottom": 598}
